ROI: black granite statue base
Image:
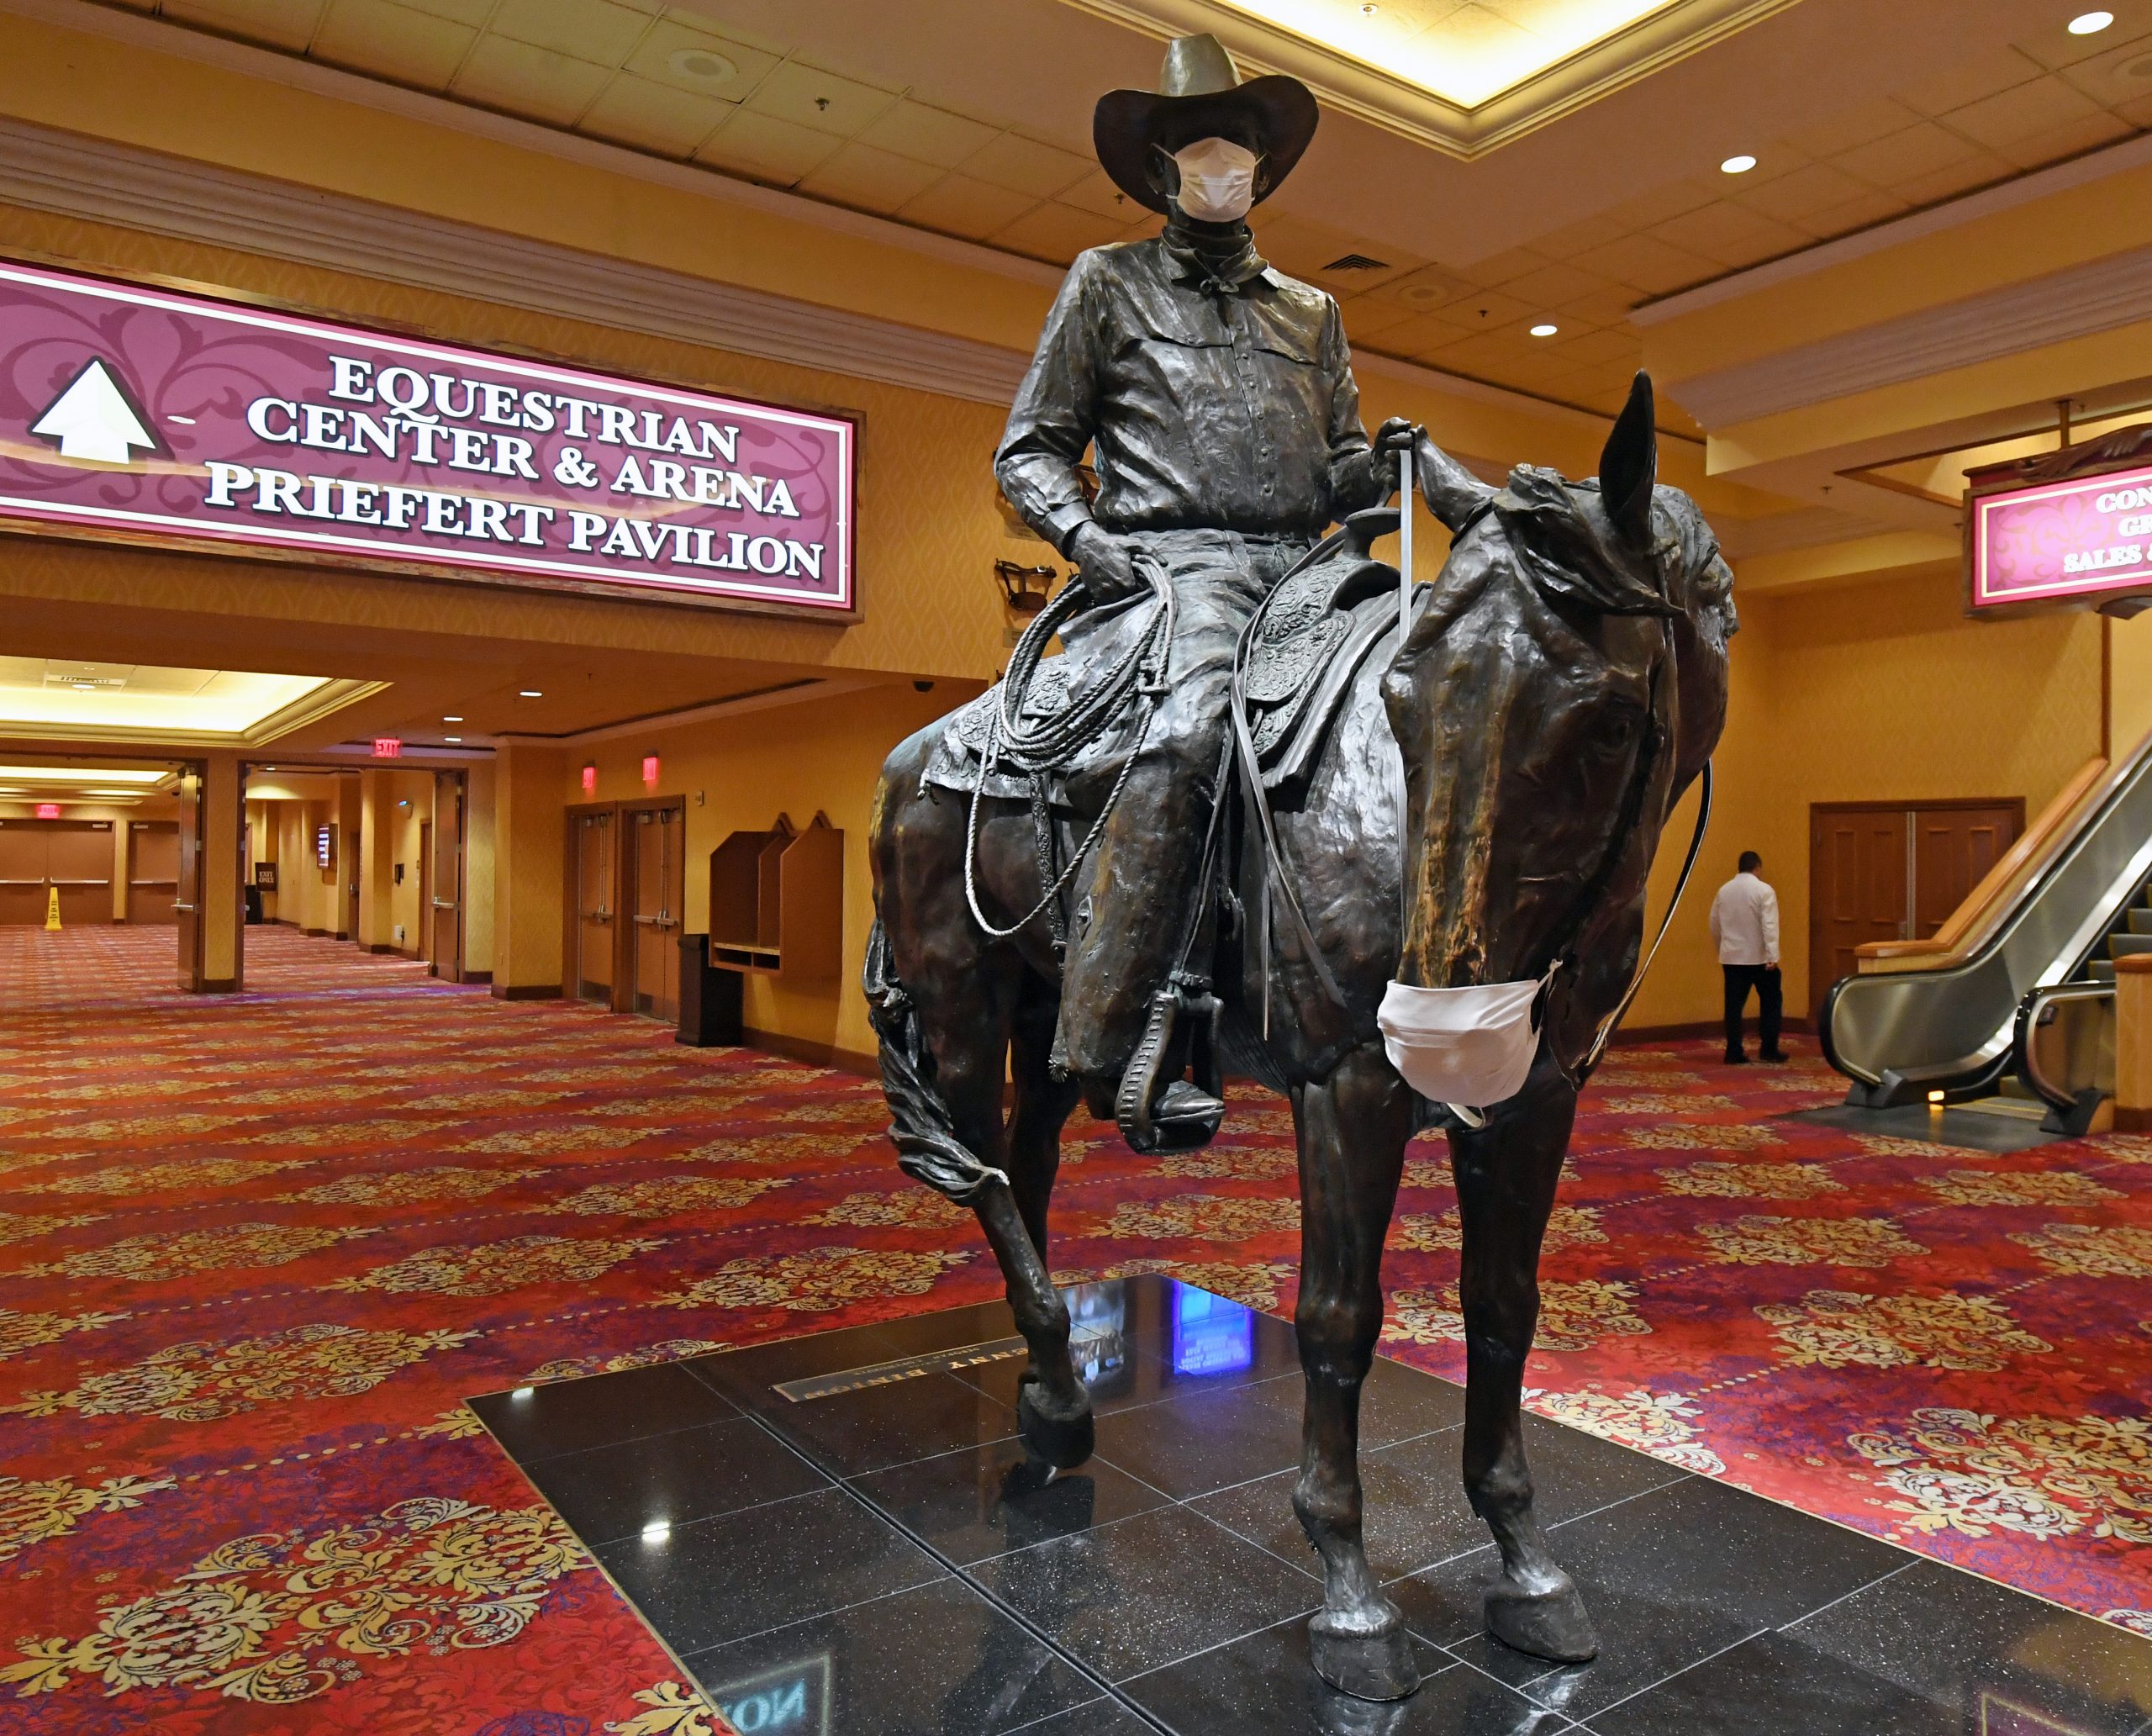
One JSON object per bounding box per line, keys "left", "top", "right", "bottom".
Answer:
{"left": 470, "top": 1274, "right": 2152, "bottom": 1735}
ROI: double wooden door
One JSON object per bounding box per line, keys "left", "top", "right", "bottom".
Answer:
{"left": 567, "top": 800, "right": 683, "bottom": 1020}
{"left": 1809, "top": 799, "right": 2022, "bottom": 1016}
{"left": 0, "top": 820, "right": 113, "bottom": 925}
{"left": 627, "top": 803, "right": 683, "bottom": 1022}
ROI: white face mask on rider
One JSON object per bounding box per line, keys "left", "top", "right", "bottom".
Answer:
{"left": 1376, "top": 964, "right": 1557, "bottom": 1119}
{"left": 1170, "top": 137, "right": 1261, "bottom": 223}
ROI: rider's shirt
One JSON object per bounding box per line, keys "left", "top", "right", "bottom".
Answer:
{"left": 995, "top": 229, "right": 1387, "bottom": 556}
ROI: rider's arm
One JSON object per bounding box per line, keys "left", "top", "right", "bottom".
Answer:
{"left": 1321, "top": 298, "right": 1390, "bottom": 520}
{"left": 996, "top": 254, "right": 1105, "bottom": 557}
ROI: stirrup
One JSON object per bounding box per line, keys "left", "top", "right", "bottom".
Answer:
{"left": 1116, "top": 978, "right": 1224, "bottom": 1154}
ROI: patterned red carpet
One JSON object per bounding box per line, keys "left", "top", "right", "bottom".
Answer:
{"left": 2, "top": 926, "right": 2149, "bottom": 1733}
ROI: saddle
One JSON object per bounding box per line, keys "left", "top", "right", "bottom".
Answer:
{"left": 1242, "top": 508, "right": 1413, "bottom": 804}
{"left": 929, "top": 514, "right": 1415, "bottom": 1153}
{"left": 927, "top": 507, "right": 1406, "bottom": 807}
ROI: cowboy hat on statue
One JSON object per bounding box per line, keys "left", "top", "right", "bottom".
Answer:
{"left": 1093, "top": 32, "right": 1318, "bottom": 216}
{"left": 986, "top": 34, "right": 1420, "bottom": 1154}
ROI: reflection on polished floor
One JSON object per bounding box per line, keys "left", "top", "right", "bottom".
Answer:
{"left": 474, "top": 1274, "right": 2152, "bottom": 1736}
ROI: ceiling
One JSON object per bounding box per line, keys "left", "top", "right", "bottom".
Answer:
{"left": 0, "top": 759, "right": 178, "bottom": 803}
{"left": 0, "top": 593, "right": 908, "bottom": 757}
{"left": 1209, "top": 0, "right": 1686, "bottom": 108}
{"left": 0, "top": 657, "right": 365, "bottom": 741}
{"left": 95, "top": 0, "right": 2152, "bottom": 429}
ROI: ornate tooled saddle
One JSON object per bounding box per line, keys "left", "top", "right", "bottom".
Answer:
{"left": 1241, "top": 507, "right": 1415, "bottom": 803}
{"left": 926, "top": 509, "right": 1411, "bottom": 808}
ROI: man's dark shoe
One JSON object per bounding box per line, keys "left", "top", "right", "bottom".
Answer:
{"left": 1760, "top": 1049, "right": 1791, "bottom": 1063}
{"left": 1724, "top": 1051, "right": 1750, "bottom": 1065}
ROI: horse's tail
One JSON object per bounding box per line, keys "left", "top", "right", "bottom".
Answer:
{"left": 862, "top": 919, "right": 1010, "bottom": 1203}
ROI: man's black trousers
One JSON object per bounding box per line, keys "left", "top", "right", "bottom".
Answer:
{"left": 1722, "top": 963, "right": 1782, "bottom": 1058}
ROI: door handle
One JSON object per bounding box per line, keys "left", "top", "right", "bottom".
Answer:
{"left": 172, "top": 900, "right": 198, "bottom": 913}
{"left": 431, "top": 898, "right": 458, "bottom": 910}
{"left": 632, "top": 915, "right": 659, "bottom": 926}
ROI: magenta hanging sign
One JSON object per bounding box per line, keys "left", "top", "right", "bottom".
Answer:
{"left": 0, "top": 257, "right": 856, "bottom": 615}
{"left": 1971, "top": 459, "right": 2152, "bottom": 610}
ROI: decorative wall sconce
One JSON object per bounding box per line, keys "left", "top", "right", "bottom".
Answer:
{"left": 994, "top": 560, "right": 1062, "bottom": 614}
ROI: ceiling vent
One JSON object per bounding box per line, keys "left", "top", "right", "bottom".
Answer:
{"left": 45, "top": 673, "right": 125, "bottom": 689}
{"left": 1322, "top": 253, "right": 1391, "bottom": 272}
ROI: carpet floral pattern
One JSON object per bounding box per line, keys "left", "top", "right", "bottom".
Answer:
{"left": 3, "top": 927, "right": 2151, "bottom": 1732}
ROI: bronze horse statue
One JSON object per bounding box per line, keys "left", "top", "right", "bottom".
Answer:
{"left": 865, "top": 374, "right": 1734, "bottom": 1699}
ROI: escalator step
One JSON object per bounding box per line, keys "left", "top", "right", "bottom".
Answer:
{"left": 2090, "top": 960, "right": 2118, "bottom": 982}
{"left": 2131, "top": 909, "right": 2152, "bottom": 935}
{"left": 2112, "top": 934, "right": 2152, "bottom": 958}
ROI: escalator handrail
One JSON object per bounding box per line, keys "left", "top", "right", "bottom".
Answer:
{"left": 2012, "top": 980, "right": 2115, "bottom": 1117}
{"left": 1931, "top": 723, "right": 2152, "bottom": 974}
{"left": 1823, "top": 724, "right": 2152, "bottom": 1088}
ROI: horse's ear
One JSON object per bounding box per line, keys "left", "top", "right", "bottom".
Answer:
{"left": 1601, "top": 372, "right": 1657, "bottom": 544}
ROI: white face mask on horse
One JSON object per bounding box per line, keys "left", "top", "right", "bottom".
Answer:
{"left": 1377, "top": 968, "right": 1553, "bottom": 1119}
{"left": 1170, "top": 136, "right": 1261, "bottom": 222}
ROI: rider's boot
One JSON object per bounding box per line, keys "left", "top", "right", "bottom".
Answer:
{"left": 1115, "top": 972, "right": 1225, "bottom": 1153}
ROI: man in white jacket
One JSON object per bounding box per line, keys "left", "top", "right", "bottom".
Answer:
{"left": 1709, "top": 851, "right": 1786, "bottom": 1064}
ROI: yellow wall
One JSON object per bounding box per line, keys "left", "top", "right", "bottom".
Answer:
{"left": 494, "top": 744, "right": 567, "bottom": 994}
{"left": 1626, "top": 566, "right": 2108, "bottom": 1031}
{"left": 2112, "top": 611, "right": 2152, "bottom": 764}
{"left": 566, "top": 681, "right": 970, "bottom": 1061}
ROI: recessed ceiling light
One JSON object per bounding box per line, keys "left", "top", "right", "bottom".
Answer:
{"left": 1530, "top": 322, "right": 1559, "bottom": 336}
{"left": 442, "top": 715, "right": 463, "bottom": 723}
{"left": 667, "top": 45, "right": 738, "bottom": 85}
{"left": 2069, "top": 10, "right": 2114, "bottom": 34}
{"left": 444, "top": 736, "right": 462, "bottom": 744}
{"left": 1719, "top": 153, "right": 1757, "bottom": 174}
{"left": 518, "top": 690, "right": 542, "bottom": 699}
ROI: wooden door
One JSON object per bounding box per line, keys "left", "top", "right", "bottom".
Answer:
{"left": 48, "top": 822, "right": 113, "bottom": 926}
{"left": 430, "top": 773, "right": 464, "bottom": 982}
{"left": 175, "top": 764, "right": 204, "bottom": 989}
{"left": 129, "top": 822, "right": 179, "bottom": 925}
{"left": 626, "top": 804, "right": 683, "bottom": 1022}
{"left": 0, "top": 821, "right": 46, "bottom": 925}
{"left": 1809, "top": 805, "right": 1907, "bottom": 1017}
{"left": 1912, "top": 803, "right": 2022, "bottom": 939}
{"left": 572, "top": 809, "right": 616, "bottom": 1005}
{"left": 418, "top": 822, "right": 433, "bottom": 962}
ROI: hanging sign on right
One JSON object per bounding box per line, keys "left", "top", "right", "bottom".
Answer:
{"left": 1971, "top": 448, "right": 2152, "bottom": 610}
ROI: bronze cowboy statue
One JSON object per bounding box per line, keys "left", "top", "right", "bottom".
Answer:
{"left": 994, "top": 32, "right": 1418, "bottom": 1154}
{"left": 867, "top": 31, "right": 1734, "bottom": 1704}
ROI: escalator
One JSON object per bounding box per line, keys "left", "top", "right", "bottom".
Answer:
{"left": 1820, "top": 729, "right": 2152, "bottom": 1133}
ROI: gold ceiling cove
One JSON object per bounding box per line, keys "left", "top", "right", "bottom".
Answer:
{"left": 1063, "top": 0, "right": 1803, "bottom": 157}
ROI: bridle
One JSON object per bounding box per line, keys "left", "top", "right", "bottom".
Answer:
{"left": 1427, "top": 501, "right": 1717, "bottom": 1102}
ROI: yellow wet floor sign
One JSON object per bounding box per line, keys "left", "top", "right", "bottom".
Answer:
{"left": 44, "top": 885, "right": 60, "bottom": 931}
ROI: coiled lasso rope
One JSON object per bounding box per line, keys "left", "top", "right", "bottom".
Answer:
{"left": 963, "top": 554, "right": 1176, "bottom": 942}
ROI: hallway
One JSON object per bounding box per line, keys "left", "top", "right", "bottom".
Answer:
{"left": 2, "top": 929, "right": 2149, "bottom": 1730}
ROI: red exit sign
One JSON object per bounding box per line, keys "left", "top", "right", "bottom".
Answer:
{"left": 372, "top": 736, "right": 403, "bottom": 758}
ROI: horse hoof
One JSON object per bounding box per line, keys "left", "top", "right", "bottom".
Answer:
{"left": 1308, "top": 1612, "right": 1420, "bottom": 1702}
{"left": 1485, "top": 1575, "right": 1599, "bottom": 1663}
{"left": 1016, "top": 1376, "right": 1094, "bottom": 1470}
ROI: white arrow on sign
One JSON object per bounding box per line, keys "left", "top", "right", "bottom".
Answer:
{"left": 29, "top": 356, "right": 159, "bottom": 464}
